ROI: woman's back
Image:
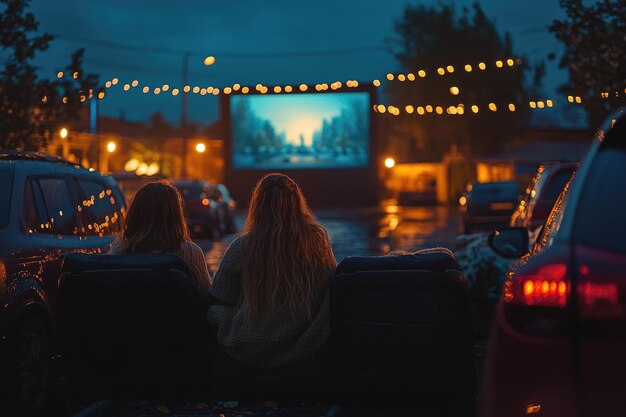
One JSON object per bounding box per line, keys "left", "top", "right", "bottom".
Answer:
{"left": 208, "top": 174, "right": 336, "bottom": 368}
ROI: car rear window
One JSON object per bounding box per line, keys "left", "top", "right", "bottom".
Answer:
{"left": 0, "top": 170, "right": 13, "bottom": 229}
{"left": 37, "top": 177, "right": 80, "bottom": 235}
{"left": 78, "top": 180, "right": 124, "bottom": 236}
{"left": 573, "top": 147, "right": 626, "bottom": 253}
{"left": 543, "top": 167, "right": 575, "bottom": 200}
{"left": 471, "top": 183, "right": 520, "bottom": 202}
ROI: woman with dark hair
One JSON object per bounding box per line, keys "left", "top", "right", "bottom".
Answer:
{"left": 112, "top": 181, "right": 211, "bottom": 298}
{"left": 208, "top": 173, "right": 336, "bottom": 368}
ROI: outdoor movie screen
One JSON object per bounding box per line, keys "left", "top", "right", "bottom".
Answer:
{"left": 230, "top": 91, "right": 370, "bottom": 170}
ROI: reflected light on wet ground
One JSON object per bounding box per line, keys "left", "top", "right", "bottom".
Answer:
{"left": 197, "top": 200, "right": 460, "bottom": 275}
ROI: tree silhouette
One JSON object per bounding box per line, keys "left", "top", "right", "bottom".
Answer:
{"left": 550, "top": 0, "right": 626, "bottom": 127}
{"left": 0, "top": 0, "right": 97, "bottom": 150}
{"left": 387, "top": 2, "right": 543, "bottom": 160}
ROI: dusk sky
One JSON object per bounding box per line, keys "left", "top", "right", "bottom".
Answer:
{"left": 27, "top": 0, "right": 567, "bottom": 126}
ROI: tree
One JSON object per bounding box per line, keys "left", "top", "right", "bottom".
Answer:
{"left": 0, "top": 0, "right": 97, "bottom": 150}
{"left": 387, "top": 3, "right": 543, "bottom": 160}
{"left": 550, "top": 0, "right": 626, "bottom": 127}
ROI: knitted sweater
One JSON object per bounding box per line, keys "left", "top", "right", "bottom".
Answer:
{"left": 207, "top": 236, "right": 333, "bottom": 369}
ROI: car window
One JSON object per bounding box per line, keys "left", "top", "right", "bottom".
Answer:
{"left": 78, "top": 180, "right": 124, "bottom": 236}
{"left": 573, "top": 147, "right": 626, "bottom": 253}
{"left": 36, "top": 177, "right": 80, "bottom": 236}
{"left": 532, "top": 177, "right": 573, "bottom": 254}
{"left": 0, "top": 170, "right": 13, "bottom": 229}
{"left": 543, "top": 167, "right": 575, "bottom": 200}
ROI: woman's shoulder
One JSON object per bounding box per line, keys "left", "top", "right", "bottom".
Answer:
{"left": 180, "top": 239, "right": 204, "bottom": 254}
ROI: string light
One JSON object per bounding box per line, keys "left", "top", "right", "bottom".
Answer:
{"left": 464, "top": 64, "right": 472, "bottom": 72}
{"left": 373, "top": 79, "right": 381, "bottom": 87}
{"left": 418, "top": 70, "right": 426, "bottom": 78}
{"left": 437, "top": 68, "right": 445, "bottom": 76}
{"left": 446, "top": 65, "right": 454, "bottom": 73}
{"left": 478, "top": 62, "right": 486, "bottom": 70}
{"left": 450, "top": 86, "right": 460, "bottom": 95}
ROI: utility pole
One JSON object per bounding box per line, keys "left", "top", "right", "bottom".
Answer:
{"left": 181, "top": 52, "right": 190, "bottom": 178}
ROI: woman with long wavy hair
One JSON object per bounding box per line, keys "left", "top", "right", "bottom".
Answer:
{"left": 208, "top": 173, "right": 336, "bottom": 368}
{"left": 111, "top": 181, "right": 211, "bottom": 298}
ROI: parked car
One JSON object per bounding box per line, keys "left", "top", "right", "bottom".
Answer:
{"left": 459, "top": 181, "right": 520, "bottom": 234}
{"left": 482, "top": 110, "right": 626, "bottom": 417}
{"left": 172, "top": 179, "right": 220, "bottom": 239}
{"left": 112, "top": 171, "right": 169, "bottom": 204}
{"left": 510, "top": 161, "right": 578, "bottom": 230}
{"left": 0, "top": 151, "right": 125, "bottom": 414}
{"left": 208, "top": 183, "right": 237, "bottom": 235}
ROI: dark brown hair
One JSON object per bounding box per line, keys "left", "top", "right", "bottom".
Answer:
{"left": 242, "top": 173, "right": 336, "bottom": 321}
{"left": 115, "top": 181, "right": 189, "bottom": 253}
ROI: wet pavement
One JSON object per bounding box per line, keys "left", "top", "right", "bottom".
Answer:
{"left": 197, "top": 202, "right": 462, "bottom": 275}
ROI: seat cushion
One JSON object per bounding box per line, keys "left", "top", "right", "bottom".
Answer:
{"left": 61, "top": 252, "right": 191, "bottom": 275}
{"left": 336, "top": 251, "right": 461, "bottom": 275}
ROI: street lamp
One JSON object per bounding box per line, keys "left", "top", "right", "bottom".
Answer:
{"left": 195, "top": 143, "right": 206, "bottom": 153}
{"left": 59, "top": 127, "right": 68, "bottom": 139}
{"left": 385, "top": 157, "right": 395, "bottom": 169}
{"left": 107, "top": 141, "right": 116, "bottom": 153}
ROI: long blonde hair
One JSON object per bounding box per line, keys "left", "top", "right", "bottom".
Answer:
{"left": 114, "top": 181, "right": 190, "bottom": 253}
{"left": 242, "top": 173, "right": 336, "bottom": 321}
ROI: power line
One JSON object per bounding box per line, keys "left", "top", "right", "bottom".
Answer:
{"left": 54, "top": 34, "right": 385, "bottom": 59}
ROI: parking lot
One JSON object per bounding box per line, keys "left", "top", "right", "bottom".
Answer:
{"left": 197, "top": 203, "right": 463, "bottom": 274}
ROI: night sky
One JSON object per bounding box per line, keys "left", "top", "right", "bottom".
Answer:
{"left": 28, "top": 0, "right": 568, "bottom": 127}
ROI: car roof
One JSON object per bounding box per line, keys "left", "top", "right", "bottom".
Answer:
{"left": 0, "top": 151, "right": 116, "bottom": 184}
{"left": 0, "top": 150, "right": 84, "bottom": 169}
{"left": 472, "top": 181, "right": 519, "bottom": 188}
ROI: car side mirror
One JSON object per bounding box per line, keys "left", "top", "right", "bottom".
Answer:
{"left": 488, "top": 227, "right": 530, "bottom": 259}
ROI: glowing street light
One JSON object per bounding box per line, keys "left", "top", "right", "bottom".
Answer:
{"left": 59, "top": 127, "right": 68, "bottom": 139}
{"left": 107, "top": 141, "right": 116, "bottom": 153}
{"left": 385, "top": 157, "right": 395, "bottom": 169}
{"left": 195, "top": 143, "right": 206, "bottom": 153}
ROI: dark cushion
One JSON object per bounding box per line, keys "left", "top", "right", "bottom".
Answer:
{"left": 335, "top": 251, "right": 461, "bottom": 275}
{"left": 331, "top": 252, "right": 475, "bottom": 412}
{"left": 61, "top": 252, "right": 190, "bottom": 275}
{"left": 58, "top": 253, "right": 209, "bottom": 401}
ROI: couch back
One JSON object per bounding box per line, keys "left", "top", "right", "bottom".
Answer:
{"left": 58, "top": 253, "right": 210, "bottom": 400}
{"left": 331, "top": 252, "right": 476, "bottom": 412}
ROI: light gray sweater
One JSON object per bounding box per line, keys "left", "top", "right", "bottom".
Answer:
{"left": 207, "top": 236, "right": 332, "bottom": 369}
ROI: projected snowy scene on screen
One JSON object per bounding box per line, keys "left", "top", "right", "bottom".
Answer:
{"left": 230, "top": 92, "right": 370, "bottom": 170}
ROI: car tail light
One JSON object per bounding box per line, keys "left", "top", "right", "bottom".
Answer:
{"left": 504, "top": 263, "right": 570, "bottom": 307}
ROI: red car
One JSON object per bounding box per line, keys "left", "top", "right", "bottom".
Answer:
{"left": 481, "top": 110, "right": 626, "bottom": 417}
